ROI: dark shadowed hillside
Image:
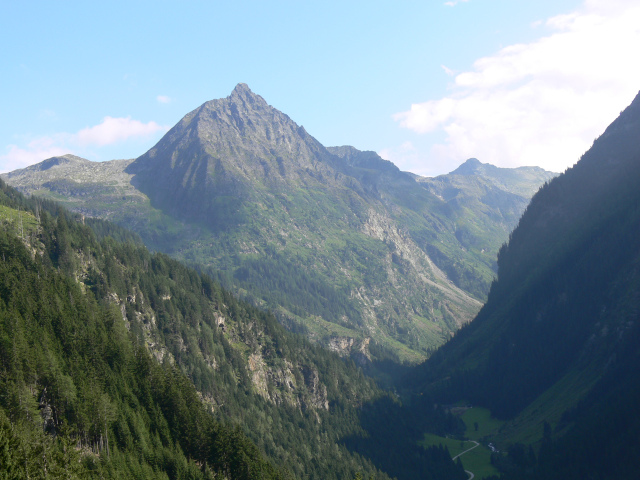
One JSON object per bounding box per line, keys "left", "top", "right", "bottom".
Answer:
{"left": 409, "top": 90, "right": 640, "bottom": 479}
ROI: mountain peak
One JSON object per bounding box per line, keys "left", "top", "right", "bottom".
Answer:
{"left": 231, "top": 82, "right": 251, "bottom": 95}
{"left": 22, "top": 154, "right": 89, "bottom": 173}
{"left": 450, "top": 158, "right": 482, "bottom": 175}
{"left": 228, "top": 82, "right": 266, "bottom": 107}
{"left": 127, "top": 82, "right": 337, "bottom": 225}
{"left": 327, "top": 146, "right": 403, "bottom": 177}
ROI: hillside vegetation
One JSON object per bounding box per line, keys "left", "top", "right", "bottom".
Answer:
{"left": 0, "top": 181, "right": 285, "bottom": 479}
{"left": 0, "top": 178, "right": 467, "bottom": 479}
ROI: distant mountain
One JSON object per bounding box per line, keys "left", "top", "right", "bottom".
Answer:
{"left": 127, "top": 83, "right": 345, "bottom": 230}
{"left": 411, "top": 90, "right": 640, "bottom": 478}
{"left": 2, "top": 84, "right": 554, "bottom": 363}
{"left": 447, "top": 157, "right": 553, "bottom": 197}
{"left": 413, "top": 158, "right": 556, "bottom": 296}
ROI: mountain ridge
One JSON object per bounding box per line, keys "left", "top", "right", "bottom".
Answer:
{"left": 2, "top": 84, "right": 555, "bottom": 362}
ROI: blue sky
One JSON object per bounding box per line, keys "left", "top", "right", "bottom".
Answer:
{"left": 2, "top": 0, "right": 639, "bottom": 176}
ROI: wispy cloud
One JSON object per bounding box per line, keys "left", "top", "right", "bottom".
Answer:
{"left": 378, "top": 141, "right": 418, "bottom": 169}
{"left": 441, "top": 65, "right": 455, "bottom": 76}
{"left": 394, "top": 0, "right": 640, "bottom": 174}
{"left": 75, "top": 117, "right": 166, "bottom": 146}
{"left": 0, "top": 142, "right": 69, "bottom": 173}
{"left": 0, "top": 117, "right": 169, "bottom": 173}
{"left": 444, "top": 0, "right": 469, "bottom": 7}
{"left": 157, "top": 95, "right": 172, "bottom": 104}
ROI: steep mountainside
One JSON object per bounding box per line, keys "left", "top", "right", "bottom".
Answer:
{"left": 0, "top": 178, "right": 467, "bottom": 480}
{"left": 410, "top": 90, "right": 640, "bottom": 478}
{"left": 123, "top": 84, "right": 482, "bottom": 361}
{"left": 0, "top": 181, "right": 287, "bottom": 479}
{"left": 2, "top": 84, "right": 553, "bottom": 362}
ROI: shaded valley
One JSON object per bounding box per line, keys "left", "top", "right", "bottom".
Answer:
{"left": 407, "top": 90, "right": 640, "bottom": 479}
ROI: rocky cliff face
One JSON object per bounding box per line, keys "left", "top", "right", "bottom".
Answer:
{"left": 127, "top": 83, "right": 343, "bottom": 229}
{"left": 50, "top": 222, "right": 337, "bottom": 413}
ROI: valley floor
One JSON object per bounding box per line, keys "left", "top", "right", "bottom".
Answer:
{"left": 419, "top": 407, "right": 504, "bottom": 480}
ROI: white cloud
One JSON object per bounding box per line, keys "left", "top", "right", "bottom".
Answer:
{"left": 157, "top": 95, "right": 172, "bottom": 104}
{"left": 0, "top": 117, "right": 169, "bottom": 173}
{"left": 378, "top": 141, "right": 417, "bottom": 168}
{"left": 75, "top": 116, "right": 166, "bottom": 146}
{"left": 394, "top": 0, "right": 640, "bottom": 173}
{"left": 441, "top": 65, "right": 455, "bottom": 76}
{"left": 444, "top": 0, "right": 469, "bottom": 6}
{"left": 0, "top": 142, "right": 69, "bottom": 173}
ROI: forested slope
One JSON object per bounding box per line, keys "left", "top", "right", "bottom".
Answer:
{"left": 0, "top": 178, "right": 466, "bottom": 479}
{"left": 409, "top": 91, "right": 640, "bottom": 479}
{"left": 0, "top": 182, "right": 285, "bottom": 478}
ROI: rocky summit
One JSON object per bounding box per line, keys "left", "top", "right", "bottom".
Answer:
{"left": 127, "top": 83, "right": 344, "bottom": 227}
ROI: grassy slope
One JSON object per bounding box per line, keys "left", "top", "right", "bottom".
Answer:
{"left": 419, "top": 407, "right": 505, "bottom": 479}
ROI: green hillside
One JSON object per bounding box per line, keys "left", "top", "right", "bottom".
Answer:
{"left": 0, "top": 183, "right": 285, "bottom": 479}
{"left": 0, "top": 178, "right": 469, "bottom": 479}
